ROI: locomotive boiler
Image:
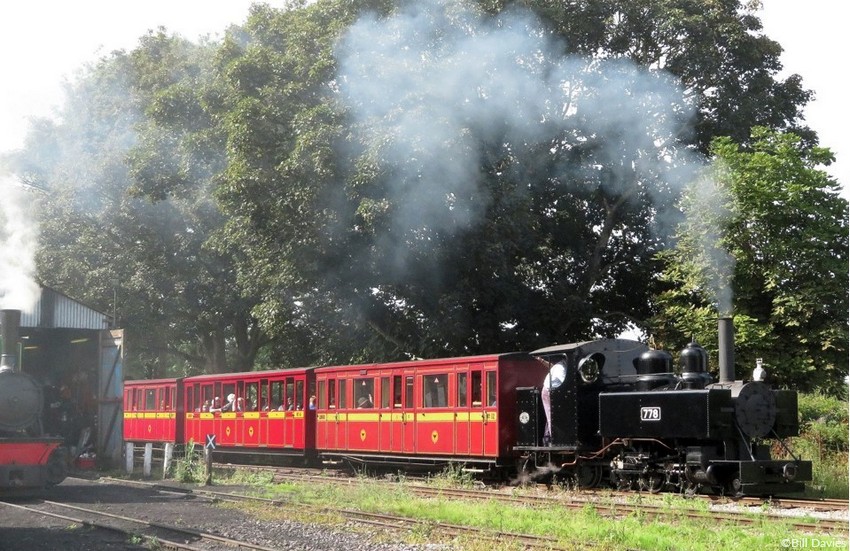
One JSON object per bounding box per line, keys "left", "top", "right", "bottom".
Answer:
{"left": 516, "top": 318, "right": 812, "bottom": 496}
{"left": 0, "top": 309, "right": 67, "bottom": 489}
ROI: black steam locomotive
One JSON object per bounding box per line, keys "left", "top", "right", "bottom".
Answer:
{"left": 0, "top": 309, "right": 67, "bottom": 489}
{"left": 516, "top": 318, "right": 812, "bottom": 496}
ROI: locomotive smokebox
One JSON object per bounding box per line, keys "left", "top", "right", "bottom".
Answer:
{"left": 718, "top": 317, "right": 735, "bottom": 383}
{"left": 0, "top": 309, "right": 21, "bottom": 373}
{"left": 0, "top": 308, "right": 42, "bottom": 430}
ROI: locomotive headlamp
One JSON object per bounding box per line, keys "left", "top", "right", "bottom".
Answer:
{"left": 578, "top": 356, "right": 600, "bottom": 384}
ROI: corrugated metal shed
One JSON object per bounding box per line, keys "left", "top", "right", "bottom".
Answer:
{"left": 18, "top": 286, "right": 109, "bottom": 330}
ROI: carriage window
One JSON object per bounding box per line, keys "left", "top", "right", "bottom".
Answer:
{"left": 457, "top": 373, "right": 467, "bottom": 407}
{"left": 405, "top": 376, "right": 414, "bottom": 408}
{"left": 145, "top": 389, "right": 157, "bottom": 410}
{"left": 355, "top": 378, "right": 374, "bottom": 408}
{"left": 222, "top": 384, "right": 235, "bottom": 405}
{"left": 328, "top": 380, "right": 336, "bottom": 409}
{"left": 285, "top": 378, "right": 295, "bottom": 410}
{"left": 381, "top": 377, "right": 390, "bottom": 408}
{"left": 260, "top": 380, "right": 269, "bottom": 411}
{"left": 271, "top": 381, "right": 284, "bottom": 410}
{"left": 214, "top": 382, "right": 223, "bottom": 406}
{"left": 339, "top": 379, "right": 348, "bottom": 409}
{"left": 423, "top": 374, "right": 448, "bottom": 408}
{"left": 318, "top": 380, "right": 327, "bottom": 409}
{"left": 164, "top": 387, "right": 172, "bottom": 410}
{"left": 486, "top": 371, "right": 497, "bottom": 407}
{"left": 296, "top": 380, "right": 304, "bottom": 410}
{"left": 246, "top": 382, "right": 259, "bottom": 411}
{"left": 471, "top": 371, "right": 482, "bottom": 406}
{"left": 393, "top": 376, "right": 402, "bottom": 408}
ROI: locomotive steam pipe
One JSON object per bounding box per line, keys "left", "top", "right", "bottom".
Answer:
{"left": 0, "top": 309, "right": 21, "bottom": 373}
{"left": 718, "top": 317, "right": 735, "bottom": 383}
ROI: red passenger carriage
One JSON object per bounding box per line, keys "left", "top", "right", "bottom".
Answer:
{"left": 123, "top": 378, "right": 183, "bottom": 444}
{"left": 181, "top": 369, "right": 316, "bottom": 458}
{"left": 314, "top": 353, "right": 548, "bottom": 468}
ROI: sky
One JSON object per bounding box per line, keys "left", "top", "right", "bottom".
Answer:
{"left": 0, "top": 1, "right": 846, "bottom": 200}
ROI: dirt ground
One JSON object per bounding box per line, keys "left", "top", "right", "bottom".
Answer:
{"left": 0, "top": 476, "right": 425, "bottom": 551}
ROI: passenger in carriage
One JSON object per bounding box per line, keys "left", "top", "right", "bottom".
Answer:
{"left": 201, "top": 400, "right": 210, "bottom": 412}
{"left": 357, "top": 395, "right": 373, "bottom": 409}
{"left": 209, "top": 396, "right": 223, "bottom": 412}
{"left": 308, "top": 395, "right": 317, "bottom": 410}
{"left": 221, "top": 393, "right": 237, "bottom": 412}
{"left": 236, "top": 397, "right": 246, "bottom": 412}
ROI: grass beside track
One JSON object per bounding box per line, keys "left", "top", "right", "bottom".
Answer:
{"left": 213, "top": 470, "right": 846, "bottom": 551}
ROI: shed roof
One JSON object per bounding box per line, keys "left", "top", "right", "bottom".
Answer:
{"left": 2, "top": 285, "right": 109, "bottom": 330}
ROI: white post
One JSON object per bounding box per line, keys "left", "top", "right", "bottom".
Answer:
{"left": 143, "top": 443, "right": 153, "bottom": 478}
{"left": 125, "top": 442, "right": 134, "bottom": 474}
{"left": 163, "top": 442, "right": 174, "bottom": 478}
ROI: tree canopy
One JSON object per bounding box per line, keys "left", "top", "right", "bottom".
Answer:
{"left": 3, "top": 0, "right": 844, "bottom": 388}
{"left": 653, "top": 128, "right": 848, "bottom": 394}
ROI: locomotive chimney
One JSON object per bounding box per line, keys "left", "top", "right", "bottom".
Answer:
{"left": 0, "top": 309, "right": 21, "bottom": 373}
{"left": 717, "top": 317, "right": 735, "bottom": 383}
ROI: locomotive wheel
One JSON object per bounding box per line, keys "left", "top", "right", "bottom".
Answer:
{"left": 725, "top": 478, "right": 743, "bottom": 498}
{"left": 575, "top": 464, "right": 603, "bottom": 489}
{"left": 46, "top": 448, "right": 69, "bottom": 486}
{"left": 639, "top": 474, "right": 664, "bottom": 493}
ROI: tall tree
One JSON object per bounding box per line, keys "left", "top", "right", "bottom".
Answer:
{"left": 652, "top": 128, "right": 848, "bottom": 394}
{"left": 6, "top": 31, "right": 267, "bottom": 377}
{"left": 214, "top": 0, "right": 815, "bottom": 362}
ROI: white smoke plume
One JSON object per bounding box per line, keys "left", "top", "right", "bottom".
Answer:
{"left": 686, "top": 166, "right": 736, "bottom": 316}
{"left": 335, "top": 0, "right": 697, "bottom": 243}
{"left": 0, "top": 175, "right": 41, "bottom": 312}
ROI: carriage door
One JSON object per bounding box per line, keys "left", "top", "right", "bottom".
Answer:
{"left": 402, "top": 373, "right": 416, "bottom": 454}
{"left": 284, "top": 377, "right": 296, "bottom": 447}
{"left": 454, "top": 371, "right": 470, "bottom": 455}
{"left": 379, "top": 375, "right": 392, "bottom": 452}
{"left": 469, "top": 370, "right": 485, "bottom": 455}
{"left": 483, "top": 370, "right": 498, "bottom": 456}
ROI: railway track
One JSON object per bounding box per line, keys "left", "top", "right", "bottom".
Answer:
{"left": 96, "top": 475, "right": 581, "bottom": 549}
{"left": 265, "top": 470, "right": 849, "bottom": 534}
{"left": 0, "top": 498, "right": 280, "bottom": 551}
{"left": 217, "top": 461, "right": 849, "bottom": 514}
{"left": 101, "top": 467, "right": 849, "bottom": 543}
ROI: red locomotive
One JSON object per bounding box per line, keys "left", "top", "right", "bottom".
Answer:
{"left": 0, "top": 309, "right": 67, "bottom": 490}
